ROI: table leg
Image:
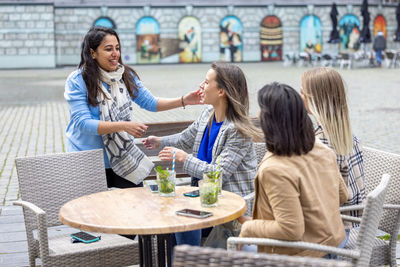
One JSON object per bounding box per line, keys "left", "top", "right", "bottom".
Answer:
{"left": 138, "top": 235, "right": 153, "bottom": 267}
{"left": 157, "top": 234, "right": 173, "bottom": 267}
{"left": 139, "top": 234, "right": 173, "bottom": 267}
{"left": 139, "top": 236, "right": 143, "bottom": 267}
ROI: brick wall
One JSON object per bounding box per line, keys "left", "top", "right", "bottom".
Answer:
{"left": 0, "top": 4, "right": 55, "bottom": 68}
{"left": 0, "top": 3, "right": 398, "bottom": 68}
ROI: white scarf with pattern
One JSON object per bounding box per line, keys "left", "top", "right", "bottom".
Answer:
{"left": 97, "top": 65, "right": 153, "bottom": 184}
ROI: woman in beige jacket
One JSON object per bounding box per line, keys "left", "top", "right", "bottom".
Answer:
{"left": 239, "top": 82, "right": 348, "bottom": 258}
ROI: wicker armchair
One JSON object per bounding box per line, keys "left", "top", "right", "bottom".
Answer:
{"left": 14, "top": 149, "right": 139, "bottom": 267}
{"left": 174, "top": 245, "right": 352, "bottom": 267}
{"left": 340, "top": 147, "right": 400, "bottom": 266}
{"left": 228, "top": 174, "right": 391, "bottom": 267}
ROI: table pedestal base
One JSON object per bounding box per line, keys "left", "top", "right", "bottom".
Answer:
{"left": 139, "top": 234, "right": 172, "bottom": 267}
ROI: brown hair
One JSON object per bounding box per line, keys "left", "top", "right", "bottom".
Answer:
{"left": 211, "top": 62, "right": 263, "bottom": 142}
{"left": 79, "top": 26, "right": 139, "bottom": 106}
{"left": 301, "top": 67, "right": 353, "bottom": 155}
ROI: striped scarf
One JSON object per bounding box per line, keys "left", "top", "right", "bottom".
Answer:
{"left": 97, "top": 65, "right": 153, "bottom": 184}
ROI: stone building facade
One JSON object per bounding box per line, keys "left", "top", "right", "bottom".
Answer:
{"left": 0, "top": 0, "right": 398, "bottom": 68}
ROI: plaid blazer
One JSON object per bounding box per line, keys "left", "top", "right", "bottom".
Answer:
{"left": 161, "top": 106, "right": 257, "bottom": 197}
{"left": 315, "top": 125, "right": 366, "bottom": 227}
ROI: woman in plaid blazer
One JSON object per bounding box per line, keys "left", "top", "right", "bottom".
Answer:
{"left": 300, "top": 67, "right": 365, "bottom": 231}
{"left": 143, "top": 62, "right": 262, "bottom": 246}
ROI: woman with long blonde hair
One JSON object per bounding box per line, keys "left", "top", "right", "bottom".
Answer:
{"left": 300, "top": 67, "right": 365, "bottom": 228}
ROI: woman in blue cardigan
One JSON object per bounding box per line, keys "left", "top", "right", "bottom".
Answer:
{"left": 65, "top": 26, "right": 202, "bottom": 189}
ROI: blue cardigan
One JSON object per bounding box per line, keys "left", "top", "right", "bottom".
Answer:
{"left": 64, "top": 69, "right": 158, "bottom": 168}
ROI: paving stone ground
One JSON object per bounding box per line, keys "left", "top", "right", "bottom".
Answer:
{"left": 0, "top": 62, "right": 399, "bottom": 266}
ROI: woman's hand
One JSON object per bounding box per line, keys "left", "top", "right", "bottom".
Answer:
{"left": 183, "top": 88, "right": 204, "bottom": 105}
{"left": 237, "top": 215, "right": 252, "bottom": 225}
{"left": 123, "top": 121, "right": 148, "bottom": 138}
{"left": 142, "top": 136, "right": 161, "bottom": 150}
{"left": 158, "top": 147, "right": 188, "bottom": 162}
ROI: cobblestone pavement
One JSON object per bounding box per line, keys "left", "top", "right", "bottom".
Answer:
{"left": 0, "top": 62, "right": 399, "bottom": 206}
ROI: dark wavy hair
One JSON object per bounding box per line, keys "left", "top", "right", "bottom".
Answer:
{"left": 79, "top": 26, "right": 139, "bottom": 106}
{"left": 258, "top": 82, "right": 315, "bottom": 156}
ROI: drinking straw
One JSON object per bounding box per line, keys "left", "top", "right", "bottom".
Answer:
{"left": 172, "top": 150, "right": 176, "bottom": 172}
{"left": 216, "top": 155, "right": 221, "bottom": 171}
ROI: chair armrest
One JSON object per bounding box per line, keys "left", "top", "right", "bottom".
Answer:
{"left": 382, "top": 204, "right": 400, "bottom": 210}
{"left": 340, "top": 204, "right": 364, "bottom": 212}
{"left": 13, "top": 200, "right": 45, "bottom": 215}
{"left": 227, "top": 237, "right": 360, "bottom": 259}
{"left": 340, "top": 204, "right": 400, "bottom": 212}
{"left": 13, "top": 200, "right": 50, "bottom": 258}
{"left": 243, "top": 192, "right": 254, "bottom": 201}
{"left": 341, "top": 214, "right": 362, "bottom": 224}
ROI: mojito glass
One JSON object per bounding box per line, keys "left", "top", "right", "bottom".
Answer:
{"left": 203, "top": 171, "right": 222, "bottom": 196}
{"left": 157, "top": 171, "right": 175, "bottom": 197}
{"left": 199, "top": 179, "right": 218, "bottom": 207}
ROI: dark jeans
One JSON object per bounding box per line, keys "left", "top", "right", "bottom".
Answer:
{"left": 105, "top": 168, "right": 143, "bottom": 240}
{"left": 106, "top": 168, "right": 143, "bottom": 189}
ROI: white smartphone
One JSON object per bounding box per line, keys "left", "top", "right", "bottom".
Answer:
{"left": 175, "top": 209, "right": 213, "bottom": 219}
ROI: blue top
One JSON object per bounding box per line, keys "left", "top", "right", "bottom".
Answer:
{"left": 193, "top": 116, "right": 223, "bottom": 184}
{"left": 64, "top": 69, "right": 158, "bottom": 168}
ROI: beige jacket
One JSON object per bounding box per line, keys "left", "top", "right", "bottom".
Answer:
{"left": 240, "top": 140, "right": 348, "bottom": 257}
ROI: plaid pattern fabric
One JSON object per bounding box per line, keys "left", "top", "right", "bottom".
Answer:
{"left": 162, "top": 106, "right": 257, "bottom": 197}
{"left": 315, "top": 125, "right": 366, "bottom": 227}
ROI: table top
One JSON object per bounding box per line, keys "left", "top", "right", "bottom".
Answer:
{"left": 59, "top": 186, "right": 246, "bottom": 235}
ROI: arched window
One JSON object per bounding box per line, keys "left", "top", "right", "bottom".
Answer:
{"left": 374, "top": 15, "right": 387, "bottom": 38}
{"left": 93, "top": 17, "right": 116, "bottom": 29}
{"left": 219, "top": 16, "right": 243, "bottom": 62}
{"left": 178, "top": 16, "right": 202, "bottom": 63}
{"left": 260, "top": 15, "right": 282, "bottom": 61}
{"left": 136, "top": 17, "right": 160, "bottom": 64}
{"left": 339, "top": 14, "right": 361, "bottom": 53}
{"left": 300, "top": 15, "right": 322, "bottom": 54}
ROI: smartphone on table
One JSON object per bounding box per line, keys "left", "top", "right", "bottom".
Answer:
{"left": 175, "top": 209, "right": 213, "bottom": 219}
{"left": 149, "top": 184, "right": 158, "bottom": 193}
{"left": 70, "top": 231, "right": 100, "bottom": 243}
{"left": 183, "top": 190, "right": 200, "bottom": 197}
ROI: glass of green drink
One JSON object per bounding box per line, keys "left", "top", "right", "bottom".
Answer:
{"left": 199, "top": 179, "right": 218, "bottom": 207}
{"left": 203, "top": 171, "right": 222, "bottom": 196}
{"left": 155, "top": 166, "right": 175, "bottom": 197}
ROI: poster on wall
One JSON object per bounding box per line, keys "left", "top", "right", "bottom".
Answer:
{"left": 219, "top": 16, "right": 243, "bottom": 62}
{"left": 94, "top": 17, "right": 116, "bottom": 29}
{"left": 339, "top": 14, "right": 361, "bottom": 53}
{"left": 178, "top": 16, "right": 202, "bottom": 63}
{"left": 136, "top": 17, "right": 160, "bottom": 64}
{"left": 374, "top": 15, "right": 387, "bottom": 38}
{"left": 260, "top": 15, "right": 283, "bottom": 61}
{"left": 300, "top": 15, "right": 322, "bottom": 54}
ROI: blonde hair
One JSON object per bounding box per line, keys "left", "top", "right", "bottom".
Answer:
{"left": 301, "top": 67, "right": 353, "bottom": 155}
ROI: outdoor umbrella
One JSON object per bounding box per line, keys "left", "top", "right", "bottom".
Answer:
{"left": 360, "top": 0, "right": 371, "bottom": 43}
{"left": 395, "top": 3, "right": 400, "bottom": 42}
{"left": 328, "top": 3, "right": 341, "bottom": 43}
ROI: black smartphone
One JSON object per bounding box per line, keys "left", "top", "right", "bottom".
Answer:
{"left": 175, "top": 209, "right": 213, "bottom": 219}
{"left": 70, "top": 232, "right": 100, "bottom": 243}
{"left": 183, "top": 190, "right": 200, "bottom": 197}
{"left": 149, "top": 184, "right": 158, "bottom": 193}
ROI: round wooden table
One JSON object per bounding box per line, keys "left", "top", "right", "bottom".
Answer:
{"left": 59, "top": 186, "right": 246, "bottom": 267}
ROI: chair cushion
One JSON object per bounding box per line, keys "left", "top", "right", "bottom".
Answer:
{"left": 45, "top": 232, "right": 137, "bottom": 256}
{"left": 344, "top": 228, "right": 389, "bottom": 265}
